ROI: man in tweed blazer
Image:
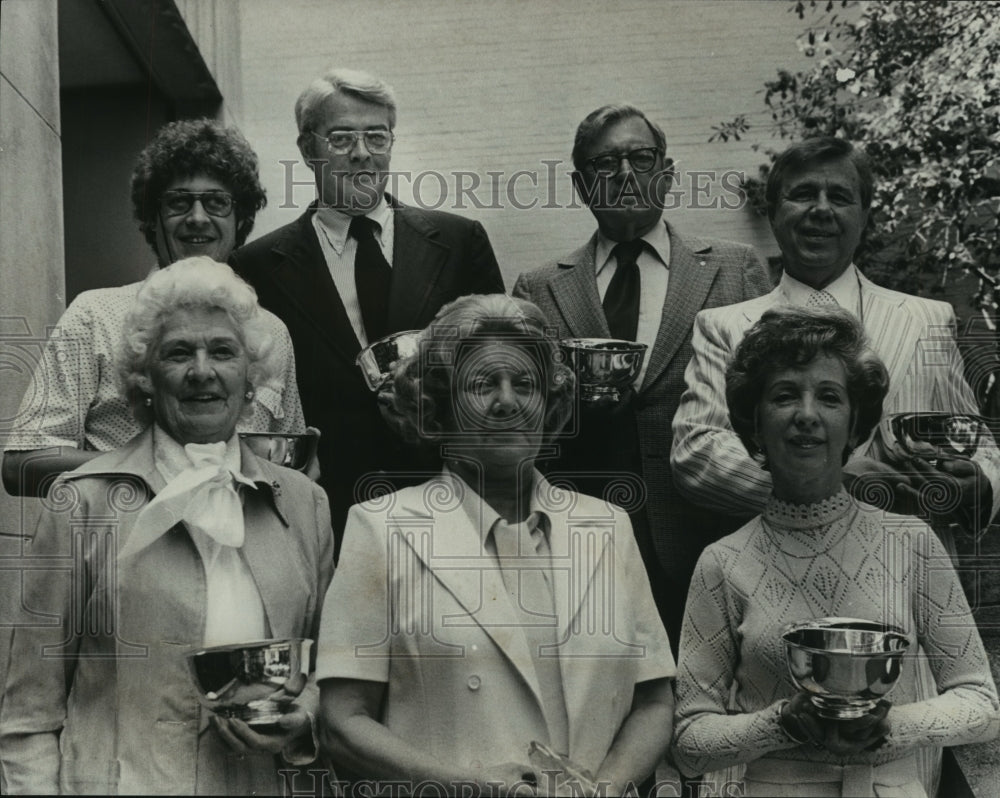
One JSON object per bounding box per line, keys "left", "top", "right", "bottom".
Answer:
{"left": 671, "top": 136, "right": 1000, "bottom": 538}
{"left": 513, "top": 105, "right": 771, "bottom": 648}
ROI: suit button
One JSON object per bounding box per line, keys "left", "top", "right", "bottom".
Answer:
{"left": 467, "top": 675, "right": 481, "bottom": 691}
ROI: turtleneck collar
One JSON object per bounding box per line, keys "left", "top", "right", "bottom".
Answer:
{"left": 763, "top": 486, "right": 855, "bottom": 531}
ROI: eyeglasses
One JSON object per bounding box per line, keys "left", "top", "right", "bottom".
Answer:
{"left": 160, "top": 191, "right": 235, "bottom": 218}
{"left": 313, "top": 129, "right": 394, "bottom": 155}
{"left": 586, "top": 147, "right": 661, "bottom": 177}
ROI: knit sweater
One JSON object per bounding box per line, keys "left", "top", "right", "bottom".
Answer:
{"left": 672, "top": 489, "right": 999, "bottom": 793}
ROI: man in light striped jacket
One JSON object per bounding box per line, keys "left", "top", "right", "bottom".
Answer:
{"left": 671, "top": 136, "right": 1000, "bottom": 542}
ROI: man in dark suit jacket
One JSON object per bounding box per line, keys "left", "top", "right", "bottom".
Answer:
{"left": 513, "top": 104, "right": 770, "bottom": 649}
{"left": 232, "top": 68, "right": 504, "bottom": 547}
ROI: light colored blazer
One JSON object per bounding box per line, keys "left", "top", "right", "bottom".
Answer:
{"left": 512, "top": 224, "right": 771, "bottom": 589}
{"left": 670, "top": 270, "right": 1000, "bottom": 521}
{"left": 315, "top": 472, "right": 674, "bottom": 776}
{"left": 0, "top": 427, "right": 335, "bottom": 795}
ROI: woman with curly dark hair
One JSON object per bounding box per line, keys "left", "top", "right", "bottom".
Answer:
{"left": 315, "top": 294, "right": 676, "bottom": 794}
{"left": 3, "top": 119, "right": 304, "bottom": 496}
{"left": 672, "top": 305, "right": 999, "bottom": 797}
{"left": 130, "top": 118, "right": 267, "bottom": 264}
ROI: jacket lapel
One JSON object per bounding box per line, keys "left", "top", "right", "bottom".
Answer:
{"left": 386, "top": 204, "right": 450, "bottom": 330}
{"left": 72, "top": 432, "right": 303, "bottom": 642}
{"left": 855, "top": 274, "right": 913, "bottom": 411}
{"left": 640, "top": 226, "right": 718, "bottom": 392}
{"left": 63, "top": 426, "right": 166, "bottom": 494}
{"left": 538, "top": 478, "right": 613, "bottom": 643}
{"left": 269, "top": 208, "right": 363, "bottom": 363}
{"left": 548, "top": 233, "right": 611, "bottom": 338}
{"left": 236, "top": 445, "right": 302, "bottom": 639}
{"left": 395, "top": 481, "right": 546, "bottom": 712}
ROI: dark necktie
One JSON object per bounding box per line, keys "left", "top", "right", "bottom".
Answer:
{"left": 349, "top": 215, "right": 392, "bottom": 342}
{"left": 602, "top": 239, "right": 644, "bottom": 341}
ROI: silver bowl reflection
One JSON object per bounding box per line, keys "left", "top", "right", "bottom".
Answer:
{"left": 783, "top": 618, "right": 909, "bottom": 719}
{"left": 187, "top": 638, "right": 312, "bottom": 729}
{"left": 882, "top": 412, "right": 987, "bottom": 465}
{"left": 560, "top": 338, "right": 648, "bottom": 403}
{"left": 356, "top": 330, "right": 423, "bottom": 392}
{"left": 239, "top": 431, "right": 319, "bottom": 471}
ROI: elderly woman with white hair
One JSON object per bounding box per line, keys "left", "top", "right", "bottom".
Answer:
{"left": 0, "top": 258, "right": 334, "bottom": 795}
{"left": 316, "top": 294, "right": 675, "bottom": 795}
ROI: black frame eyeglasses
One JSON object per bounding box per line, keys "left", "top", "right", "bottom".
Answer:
{"left": 586, "top": 147, "right": 662, "bottom": 178}
{"left": 159, "top": 191, "right": 235, "bottom": 218}
{"left": 313, "top": 129, "right": 394, "bottom": 155}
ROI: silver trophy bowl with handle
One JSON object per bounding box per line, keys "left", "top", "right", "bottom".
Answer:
{"left": 187, "top": 638, "right": 312, "bottom": 731}
{"left": 239, "top": 431, "right": 319, "bottom": 471}
{"left": 560, "top": 338, "right": 648, "bottom": 403}
{"left": 356, "top": 329, "right": 424, "bottom": 391}
{"left": 783, "top": 618, "right": 909, "bottom": 720}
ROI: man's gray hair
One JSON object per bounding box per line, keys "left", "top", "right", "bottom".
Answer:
{"left": 295, "top": 67, "right": 398, "bottom": 135}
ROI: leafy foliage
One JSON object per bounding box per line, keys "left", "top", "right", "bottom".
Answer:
{"left": 714, "top": 0, "right": 1000, "bottom": 295}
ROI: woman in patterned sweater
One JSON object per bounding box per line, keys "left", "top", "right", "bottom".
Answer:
{"left": 672, "top": 305, "right": 999, "bottom": 797}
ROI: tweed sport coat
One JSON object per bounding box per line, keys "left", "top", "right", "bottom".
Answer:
{"left": 231, "top": 200, "right": 505, "bottom": 546}
{"left": 512, "top": 223, "right": 771, "bottom": 641}
{"left": 0, "top": 427, "right": 335, "bottom": 795}
{"left": 671, "top": 270, "right": 1000, "bottom": 521}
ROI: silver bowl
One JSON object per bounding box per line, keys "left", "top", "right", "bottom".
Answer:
{"left": 356, "top": 329, "right": 423, "bottom": 392}
{"left": 881, "top": 412, "right": 987, "bottom": 464}
{"left": 186, "top": 638, "right": 312, "bottom": 729}
{"left": 783, "top": 618, "right": 909, "bottom": 719}
{"left": 560, "top": 338, "right": 648, "bottom": 403}
{"left": 239, "top": 431, "right": 319, "bottom": 471}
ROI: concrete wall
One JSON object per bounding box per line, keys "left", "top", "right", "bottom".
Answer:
{"left": 0, "top": 0, "right": 65, "bottom": 535}
{"left": 175, "top": 0, "right": 245, "bottom": 125}
{"left": 0, "top": 0, "right": 64, "bottom": 711}
{"left": 238, "top": 0, "right": 807, "bottom": 287}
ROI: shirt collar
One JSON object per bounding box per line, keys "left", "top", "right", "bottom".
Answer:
{"left": 313, "top": 195, "right": 392, "bottom": 252}
{"left": 441, "top": 466, "right": 551, "bottom": 548}
{"left": 151, "top": 424, "right": 256, "bottom": 490}
{"left": 780, "top": 263, "right": 860, "bottom": 310}
{"left": 595, "top": 217, "right": 671, "bottom": 277}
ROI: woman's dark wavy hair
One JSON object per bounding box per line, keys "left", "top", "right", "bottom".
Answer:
{"left": 130, "top": 119, "right": 267, "bottom": 251}
{"left": 388, "top": 294, "right": 575, "bottom": 445}
{"left": 725, "top": 305, "right": 888, "bottom": 466}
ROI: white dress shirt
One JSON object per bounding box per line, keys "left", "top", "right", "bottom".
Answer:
{"left": 312, "top": 197, "right": 395, "bottom": 348}
{"left": 778, "top": 263, "right": 863, "bottom": 317}
{"left": 594, "top": 218, "right": 671, "bottom": 386}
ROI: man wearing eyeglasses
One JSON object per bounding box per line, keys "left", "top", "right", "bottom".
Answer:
{"left": 513, "top": 104, "right": 770, "bottom": 649}
{"left": 231, "top": 68, "right": 504, "bottom": 549}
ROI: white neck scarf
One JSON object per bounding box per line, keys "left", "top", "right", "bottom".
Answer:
{"left": 119, "top": 427, "right": 257, "bottom": 560}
